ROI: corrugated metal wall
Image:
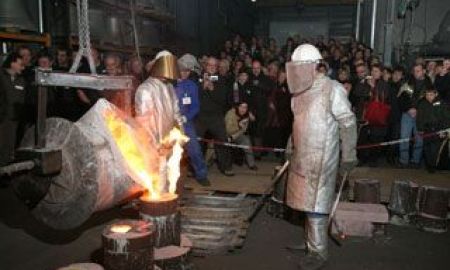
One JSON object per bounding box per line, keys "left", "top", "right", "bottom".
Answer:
{"left": 256, "top": 4, "right": 356, "bottom": 44}
{"left": 167, "top": 0, "right": 255, "bottom": 55}
{"left": 357, "top": 0, "right": 450, "bottom": 61}
{"left": 44, "top": 0, "right": 254, "bottom": 55}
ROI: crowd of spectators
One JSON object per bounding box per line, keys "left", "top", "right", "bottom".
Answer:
{"left": 1, "top": 34, "right": 450, "bottom": 182}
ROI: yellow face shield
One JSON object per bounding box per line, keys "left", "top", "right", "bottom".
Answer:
{"left": 150, "top": 54, "right": 180, "bottom": 81}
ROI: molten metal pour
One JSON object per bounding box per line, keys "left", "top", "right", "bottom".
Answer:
{"left": 103, "top": 99, "right": 191, "bottom": 268}
{"left": 104, "top": 108, "right": 188, "bottom": 201}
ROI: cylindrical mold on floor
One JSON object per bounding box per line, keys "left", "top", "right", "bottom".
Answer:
{"left": 417, "top": 186, "right": 449, "bottom": 233}
{"left": 354, "top": 179, "right": 380, "bottom": 204}
{"left": 388, "top": 180, "right": 419, "bottom": 215}
{"left": 102, "top": 219, "right": 155, "bottom": 270}
{"left": 139, "top": 193, "right": 181, "bottom": 248}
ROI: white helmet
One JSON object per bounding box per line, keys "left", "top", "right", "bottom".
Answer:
{"left": 291, "top": 44, "right": 322, "bottom": 63}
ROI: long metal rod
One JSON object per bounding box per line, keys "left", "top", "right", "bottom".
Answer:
{"left": 36, "top": 86, "right": 48, "bottom": 148}
{"left": 328, "top": 172, "right": 349, "bottom": 227}
{"left": 370, "top": 0, "right": 378, "bottom": 48}
{"left": 249, "top": 160, "right": 290, "bottom": 221}
{"left": 355, "top": 0, "right": 362, "bottom": 41}
{"left": 38, "top": 0, "right": 44, "bottom": 34}
{"left": 327, "top": 172, "right": 349, "bottom": 247}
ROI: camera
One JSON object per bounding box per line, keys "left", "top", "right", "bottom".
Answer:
{"left": 199, "top": 74, "right": 219, "bottom": 83}
{"left": 208, "top": 75, "right": 219, "bottom": 82}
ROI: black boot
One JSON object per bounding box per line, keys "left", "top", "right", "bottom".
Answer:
{"left": 285, "top": 242, "right": 306, "bottom": 253}
{"left": 299, "top": 252, "right": 327, "bottom": 270}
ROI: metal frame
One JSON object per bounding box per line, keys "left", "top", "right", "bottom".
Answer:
{"left": 35, "top": 69, "right": 133, "bottom": 148}
{"left": 35, "top": 69, "right": 134, "bottom": 90}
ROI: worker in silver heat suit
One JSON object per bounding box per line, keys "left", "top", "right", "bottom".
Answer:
{"left": 285, "top": 44, "right": 357, "bottom": 270}
{"left": 135, "top": 50, "right": 185, "bottom": 194}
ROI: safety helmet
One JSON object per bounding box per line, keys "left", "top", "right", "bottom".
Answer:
{"left": 291, "top": 44, "right": 322, "bottom": 64}
{"left": 178, "top": 53, "right": 201, "bottom": 75}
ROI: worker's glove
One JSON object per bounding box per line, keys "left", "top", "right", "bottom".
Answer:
{"left": 339, "top": 116, "right": 358, "bottom": 175}
{"left": 438, "top": 130, "right": 449, "bottom": 139}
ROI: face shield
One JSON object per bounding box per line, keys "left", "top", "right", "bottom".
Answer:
{"left": 286, "top": 60, "right": 319, "bottom": 95}
{"left": 150, "top": 54, "right": 180, "bottom": 81}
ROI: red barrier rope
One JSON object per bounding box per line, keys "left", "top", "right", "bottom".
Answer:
{"left": 198, "top": 128, "right": 450, "bottom": 153}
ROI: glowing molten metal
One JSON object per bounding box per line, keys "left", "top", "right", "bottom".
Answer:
{"left": 103, "top": 109, "right": 188, "bottom": 201}
{"left": 110, "top": 224, "right": 132, "bottom": 233}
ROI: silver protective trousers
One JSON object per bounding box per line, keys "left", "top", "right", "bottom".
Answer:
{"left": 305, "top": 214, "right": 329, "bottom": 260}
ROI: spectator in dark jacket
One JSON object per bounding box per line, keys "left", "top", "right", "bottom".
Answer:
{"left": 434, "top": 59, "right": 450, "bottom": 104}
{"left": 350, "top": 63, "right": 369, "bottom": 121}
{"left": 197, "top": 57, "right": 234, "bottom": 176}
{"left": 248, "top": 60, "right": 273, "bottom": 158}
{"left": 397, "top": 64, "right": 433, "bottom": 168}
{"left": 230, "top": 69, "right": 252, "bottom": 105}
{"left": 265, "top": 68, "right": 292, "bottom": 155}
{"left": 386, "top": 66, "right": 405, "bottom": 164}
{"left": 218, "top": 59, "right": 234, "bottom": 95}
{"left": 416, "top": 88, "right": 450, "bottom": 172}
{"left": 0, "top": 53, "right": 25, "bottom": 166}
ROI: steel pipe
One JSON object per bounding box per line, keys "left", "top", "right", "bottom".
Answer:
{"left": 370, "top": 0, "right": 378, "bottom": 48}
{"left": 355, "top": 0, "right": 362, "bottom": 41}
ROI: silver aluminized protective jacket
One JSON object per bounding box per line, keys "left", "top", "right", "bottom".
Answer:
{"left": 286, "top": 74, "right": 356, "bottom": 214}
{"left": 135, "top": 77, "right": 184, "bottom": 145}
{"left": 134, "top": 77, "right": 184, "bottom": 194}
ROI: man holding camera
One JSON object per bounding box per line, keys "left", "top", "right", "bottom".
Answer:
{"left": 197, "top": 57, "right": 234, "bottom": 176}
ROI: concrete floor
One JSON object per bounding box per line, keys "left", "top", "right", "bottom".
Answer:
{"left": 194, "top": 208, "right": 450, "bottom": 270}
{"left": 1, "top": 180, "right": 450, "bottom": 270}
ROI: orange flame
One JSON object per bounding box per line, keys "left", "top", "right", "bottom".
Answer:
{"left": 103, "top": 108, "right": 187, "bottom": 201}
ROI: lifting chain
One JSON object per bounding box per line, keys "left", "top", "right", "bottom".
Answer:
{"left": 69, "top": 0, "right": 96, "bottom": 74}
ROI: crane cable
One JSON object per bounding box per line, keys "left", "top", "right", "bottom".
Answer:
{"left": 129, "top": 0, "right": 144, "bottom": 82}
{"left": 69, "top": 0, "right": 96, "bottom": 74}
